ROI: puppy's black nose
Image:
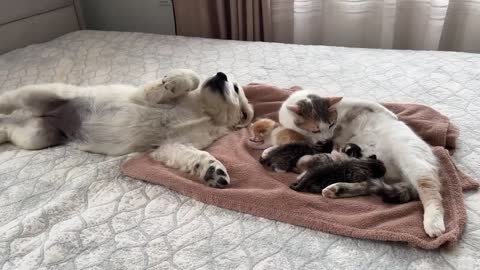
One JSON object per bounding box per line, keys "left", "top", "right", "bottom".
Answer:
{"left": 215, "top": 72, "right": 227, "bottom": 81}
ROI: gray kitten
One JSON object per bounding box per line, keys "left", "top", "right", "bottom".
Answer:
{"left": 291, "top": 144, "right": 417, "bottom": 203}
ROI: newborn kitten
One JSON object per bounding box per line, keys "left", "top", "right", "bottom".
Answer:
{"left": 259, "top": 141, "right": 333, "bottom": 173}
{"left": 290, "top": 144, "right": 386, "bottom": 194}
{"left": 296, "top": 143, "right": 363, "bottom": 173}
{"left": 247, "top": 118, "right": 307, "bottom": 150}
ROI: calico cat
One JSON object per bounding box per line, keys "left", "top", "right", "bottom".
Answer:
{"left": 247, "top": 118, "right": 308, "bottom": 150}
{"left": 266, "top": 89, "right": 444, "bottom": 237}
{"left": 259, "top": 95, "right": 340, "bottom": 171}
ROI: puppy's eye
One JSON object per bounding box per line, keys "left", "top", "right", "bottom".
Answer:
{"left": 234, "top": 84, "right": 239, "bottom": 93}
{"left": 329, "top": 122, "right": 335, "bottom": 129}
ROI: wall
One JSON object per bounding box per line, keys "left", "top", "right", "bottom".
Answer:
{"left": 81, "top": 0, "right": 175, "bottom": 35}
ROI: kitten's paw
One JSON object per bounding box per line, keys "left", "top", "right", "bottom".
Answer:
{"left": 423, "top": 207, "right": 445, "bottom": 237}
{"left": 201, "top": 159, "right": 230, "bottom": 188}
{"left": 289, "top": 182, "right": 301, "bottom": 191}
{"left": 322, "top": 184, "right": 341, "bottom": 198}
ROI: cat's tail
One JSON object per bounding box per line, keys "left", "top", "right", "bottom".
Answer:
{"left": 365, "top": 158, "right": 387, "bottom": 178}
{"left": 367, "top": 178, "right": 418, "bottom": 203}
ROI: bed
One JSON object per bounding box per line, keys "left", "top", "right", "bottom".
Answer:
{"left": 0, "top": 30, "right": 479, "bottom": 269}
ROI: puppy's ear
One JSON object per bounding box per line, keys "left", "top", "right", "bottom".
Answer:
{"left": 328, "top": 97, "right": 343, "bottom": 107}
{"left": 286, "top": 105, "right": 300, "bottom": 115}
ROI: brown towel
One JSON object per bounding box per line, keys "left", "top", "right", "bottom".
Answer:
{"left": 122, "top": 83, "right": 478, "bottom": 249}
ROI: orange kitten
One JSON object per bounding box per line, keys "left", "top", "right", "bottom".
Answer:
{"left": 247, "top": 118, "right": 307, "bottom": 150}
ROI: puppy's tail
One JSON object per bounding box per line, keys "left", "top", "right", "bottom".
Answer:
{"left": 367, "top": 178, "right": 418, "bottom": 203}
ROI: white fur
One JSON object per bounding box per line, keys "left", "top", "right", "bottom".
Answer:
{"left": 0, "top": 69, "right": 254, "bottom": 188}
{"left": 279, "top": 90, "right": 445, "bottom": 237}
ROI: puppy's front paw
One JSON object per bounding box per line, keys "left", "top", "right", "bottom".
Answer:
{"left": 163, "top": 69, "right": 200, "bottom": 94}
{"left": 143, "top": 81, "right": 169, "bottom": 103}
{"left": 202, "top": 159, "right": 230, "bottom": 188}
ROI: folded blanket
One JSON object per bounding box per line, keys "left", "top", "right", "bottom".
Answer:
{"left": 122, "top": 83, "right": 478, "bottom": 249}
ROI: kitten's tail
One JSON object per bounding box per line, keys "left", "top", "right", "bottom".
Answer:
{"left": 367, "top": 178, "right": 418, "bottom": 203}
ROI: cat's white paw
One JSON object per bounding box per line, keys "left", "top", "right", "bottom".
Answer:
{"left": 423, "top": 206, "right": 445, "bottom": 237}
{"left": 261, "top": 146, "right": 278, "bottom": 159}
{"left": 322, "top": 184, "right": 340, "bottom": 198}
{"left": 200, "top": 158, "right": 230, "bottom": 188}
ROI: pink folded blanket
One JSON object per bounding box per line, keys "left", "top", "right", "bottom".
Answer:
{"left": 122, "top": 83, "right": 478, "bottom": 249}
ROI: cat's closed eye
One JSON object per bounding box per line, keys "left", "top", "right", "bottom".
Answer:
{"left": 329, "top": 122, "right": 335, "bottom": 129}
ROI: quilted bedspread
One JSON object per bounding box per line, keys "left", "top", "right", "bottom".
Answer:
{"left": 0, "top": 30, "right": 479, "bottom": 270}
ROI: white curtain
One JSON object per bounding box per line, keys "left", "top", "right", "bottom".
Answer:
{"left": 271, "top": 0, "right": 480, "bottom": 53}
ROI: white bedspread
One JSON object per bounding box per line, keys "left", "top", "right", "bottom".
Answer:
{"left": 0, "top": 30, "right": 479, "bottom": 270}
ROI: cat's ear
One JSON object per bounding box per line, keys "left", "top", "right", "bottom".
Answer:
{"left": 328, "top": 107, "right": 338, "bottom": 123}
{"left": 328, "top": 97, "right": 343, "bottom": 107}
{"left": 286, "top": 105, "right": 300, "bottom": 115}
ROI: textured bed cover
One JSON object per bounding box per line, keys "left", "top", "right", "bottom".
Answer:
{"left": 0, "top": 30, "right": 479, "bottom": 269}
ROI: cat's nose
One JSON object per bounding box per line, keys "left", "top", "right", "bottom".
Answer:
{"left": 215, "top": 72, "right": 228, "bottom": 81}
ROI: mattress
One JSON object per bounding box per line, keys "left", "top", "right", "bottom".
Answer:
{"left": 0, "top": 30, "right": 479, "bottom": 269}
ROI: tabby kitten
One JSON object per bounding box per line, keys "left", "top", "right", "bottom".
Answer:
{"left": 291, "top": 144, "right": 385, "bottom": 195}
{"left": 259, "top": 141, "right": 333, "bottom": 173}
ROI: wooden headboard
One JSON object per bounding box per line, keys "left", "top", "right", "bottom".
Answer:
{"left": 0, "top": 0, "right": 85, "bottom": 54}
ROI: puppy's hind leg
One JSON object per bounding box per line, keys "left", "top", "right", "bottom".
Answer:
{"left": 150, "top": 143, "right": 230, "bottom": 188}
{"left": 0, "top": 84, "right": 71, "bottom": 116}
{"left": 5, "top": 117, "right": 64, "bottom": 150}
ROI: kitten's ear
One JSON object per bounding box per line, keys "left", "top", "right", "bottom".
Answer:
{"left": 328, "top": 97, "right": 343, "bottom": 107}
{"left": 328, "top": 107, "right": 338, "bottom": 123}
{"left": 286, "top": 105, "right": 300, "bottom": 115}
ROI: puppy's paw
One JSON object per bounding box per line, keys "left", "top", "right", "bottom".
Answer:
{"left": 202, "top": 159, "right": 230, "bottom": 188}
{"left": 322, "top": 184, "right": 341, "bottom": 198}
{"left": 163, "top": 69, "right": 200, "bottom": 94}
{"left": 143, "top": 81, "right": 169, "bottom": 103}
{"left": 423, "top": 206, "right": 445, "bottom": 237}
